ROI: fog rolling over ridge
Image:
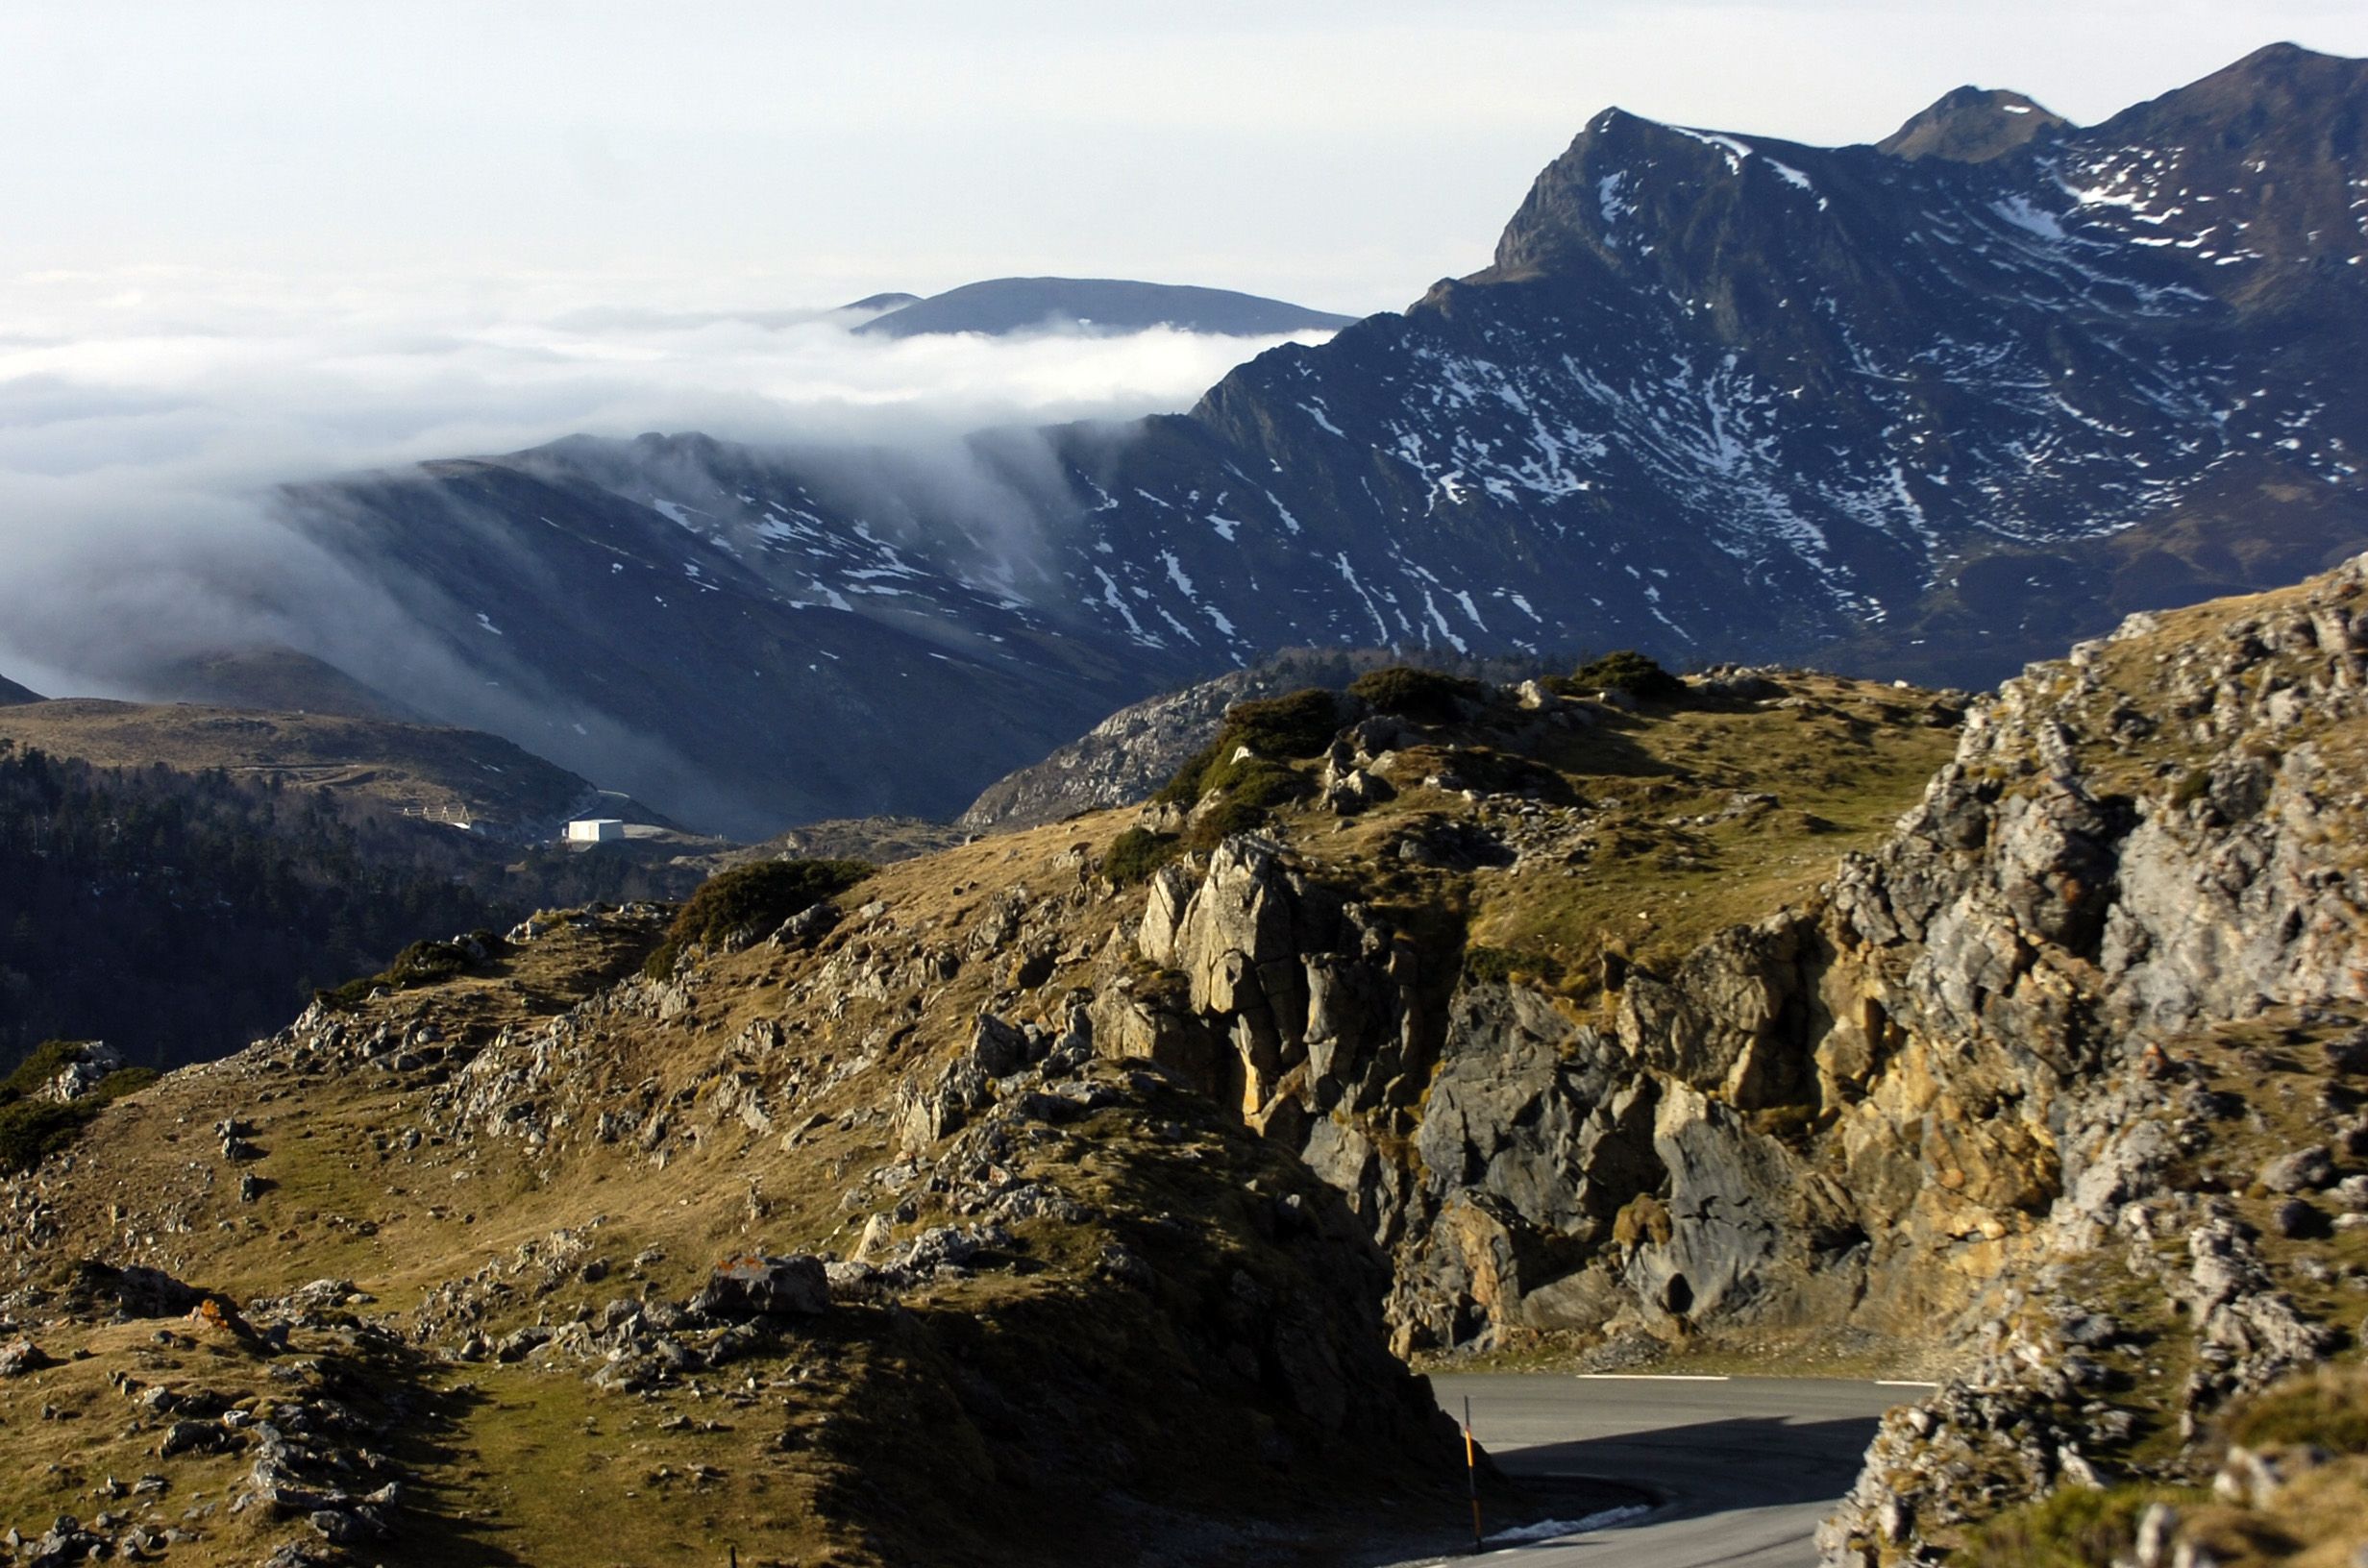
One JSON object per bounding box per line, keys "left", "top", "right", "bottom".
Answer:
{"left": 0, "top": 272, "right": 1338, "bottom": 831}
{"left": 276, "top": 423, "right": 1169, "bottom": 839}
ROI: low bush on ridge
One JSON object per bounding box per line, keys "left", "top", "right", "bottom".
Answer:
{"left": 1347, "top": 666, "right": 1480, "bottom": 724}
{"left": 1569, "top": 649, "right": 1688, "bottom": 702}
{"left": 316, "top": 930, "right": 510, "bottom": 1012}
{"left": 1103, "top": 827, "right": 1182, "bottom": 885}
{"left": 644, "top": 858, "right": 873, "bottom": 979}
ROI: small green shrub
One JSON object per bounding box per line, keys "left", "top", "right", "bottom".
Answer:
{"left": 1347, "top": 666, "right": 1480, "bottom": 724}
{"left": 1443, "top": 747, "right": 1571, "bottom": 800}
{"left": 1153, "top": 740, "right": 1226, "bottom": 806}
{"left": 1154, "top": 688, "right": 1342, "bottom": 807}
{"left": 1189, "top": 796, "right": 1277, "bottom": 846}
{"left": 1179, "top": 761, "right": 1317, "bottom": 849}
{"left": 1221, "top": 759, "right": 1316, "bottom": 813}
{"left": 0, "top": 1098, "right": 97, "bottom": 1174}
{"left": 1571, "top": 650, "right": 1688, "bottom": 702}
{"left": 644, "top": 858, "right": 873, "bottom": 979}
{"left": 314, "top": 975, "right": 382, "bottom": 1012}
{"left": 384, "top": 939, "right": 471, "bottom": 987}
{"left": 1221, "top": 689, "right": 1343, "bottom": 760}
{"left": 315, "top": 929, "right": 510, "bottom": 1013}
{"left": 1103, "top": 828, "right": 1182, "bottom": 885}
{"left": 1961, "top": 1484, "right": 2203, "bottom": 1568}
{"left": 2226, "top": 1368, "right": 2368, "bottom": 1454}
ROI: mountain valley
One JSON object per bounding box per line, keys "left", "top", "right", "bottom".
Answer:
{"left": 0, "top": 699, "right": 725, "bottom": 1073}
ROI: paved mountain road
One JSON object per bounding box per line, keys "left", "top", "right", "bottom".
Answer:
{"left": 1393, "top": 1374, "right": 1912, "bottom": 1567}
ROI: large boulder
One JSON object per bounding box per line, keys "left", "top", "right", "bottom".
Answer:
{"left": 690, "top": 1254, "right": 829, "bottom": 1320}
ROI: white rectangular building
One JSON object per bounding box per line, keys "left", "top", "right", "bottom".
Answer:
{"left": 565, "top": 818, "right": 625, "bottom": 843}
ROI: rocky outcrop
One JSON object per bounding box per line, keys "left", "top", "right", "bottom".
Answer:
{"left": 957, "top": 649, "right": 1522, "bottom": 834}
{"left": 35, "top": 1041, "right": 125, "bottom": 1102}
{"left": 1122, "top": 837, "right": 1439, "bottom": 1140}
{"left": 1107, "top": 556, "right": 2368, "bottom": 1397}
{"left": 690, "top": 1254, "right": 829, "bottom": 1319}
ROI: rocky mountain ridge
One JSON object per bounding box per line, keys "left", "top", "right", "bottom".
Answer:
{"left": 1119, "top": 550, "right": 2368, "bottom": 1325}
{"left": 1874, "top": 86, "right": 2067, "bottom": 163}
{"left": 1095, "top": 555, "right": 2368, "bottom": 1557}
{"left": 134, "top": 650, "right": 420, "bottom": 723}
{"left": 196, "top": 43, "right": 2368, "bottom": 836}
{"left": 954, "top": 648, "right": 1538, "bottom": 835}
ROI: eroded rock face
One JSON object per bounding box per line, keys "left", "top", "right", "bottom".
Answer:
{"left": 1122, "top": 837, "right": 1431, "bottom": 1137}
{"left": 1114, "top": 555, "right": 2368, "bottom": 1369}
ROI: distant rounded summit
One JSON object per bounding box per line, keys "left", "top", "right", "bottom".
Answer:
{"left": 1875, "top": 86, "right": 2067, "bottom": 162}
{"left": 848, "top": 277, "right": 1357, "bottom": 339}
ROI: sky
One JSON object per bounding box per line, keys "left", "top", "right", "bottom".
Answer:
{"left": 3, "top": 1, "right": 2366, "bottom": 707}
{"left": 5, "top": 1, "right": 2366, "bottom": 315}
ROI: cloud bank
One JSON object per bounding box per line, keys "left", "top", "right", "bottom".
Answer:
{"left": 0, "top": 269, "right": 1334, "bottom": 702}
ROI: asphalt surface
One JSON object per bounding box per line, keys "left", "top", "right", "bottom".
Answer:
{"left": 1394, "top": 1373, "right": 1914, "bottom": 1568}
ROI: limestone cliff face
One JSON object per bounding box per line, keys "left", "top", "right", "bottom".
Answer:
{"left": 1104, "top": 556, "right": 2368, "bottom": 1368}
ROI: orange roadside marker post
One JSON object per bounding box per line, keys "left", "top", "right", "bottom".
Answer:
{"left": 1464, "top": 1395, "right": 1483, "bottom": 1553}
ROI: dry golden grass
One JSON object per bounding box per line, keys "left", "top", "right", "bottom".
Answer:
{"left": 0, "top": 810, "right": 1475, "bottom": 1563}
{"left": 1242, "top": 673, "right": 1961, "bottom": 988}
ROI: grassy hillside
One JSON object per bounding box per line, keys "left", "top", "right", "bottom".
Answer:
{"left": 0, "top": 901, "right": 1490, "bottom": 1565}
{"left": 0, "top": 698, "right": 638, "bottom": 837}
{"left": 11, "top": 587, "right": 2365, "bottom": 1563}
{"left": 0, "top": 652, "right": 1957, "bottom": 1562}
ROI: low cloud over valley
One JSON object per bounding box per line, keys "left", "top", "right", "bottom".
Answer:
{"left": 0, "top": 268, "right": 1329, "bottom": 710}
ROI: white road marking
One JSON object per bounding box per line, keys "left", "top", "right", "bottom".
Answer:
{"left": 1574, "top": 1373, "right": 1733, "bottom": 1382}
